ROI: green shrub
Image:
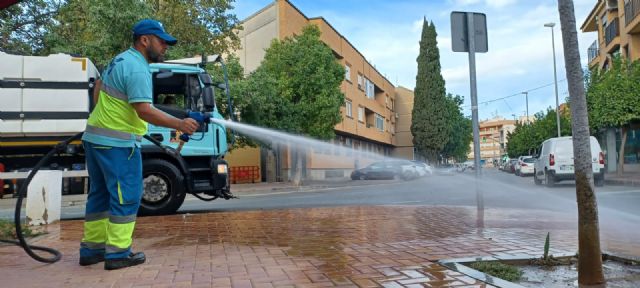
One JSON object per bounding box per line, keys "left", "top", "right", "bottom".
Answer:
{"left": 0, "top": 219, "right": 44, "bottom": 240}
{"left": 469, "top": 261, "right": 523, "bottom": 282}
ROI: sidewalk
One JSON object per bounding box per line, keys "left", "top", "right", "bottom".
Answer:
{"left": 2, "top": 204, "right": 639, "bottom": 287}
{"left": 0, "top": 178, "right": 393, "bottom": 212}
{"left": 605, "top": 172, "right": 640, "bottom": 187}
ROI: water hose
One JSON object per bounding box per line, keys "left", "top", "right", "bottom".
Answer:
{"left": 0, "top": 132, "right": 83, "bottom": 263}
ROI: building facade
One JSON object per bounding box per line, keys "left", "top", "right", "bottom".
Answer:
{"left": 581, "top": 0, "right": 640, "bottom": 172}
{"left": 226, "top": 0, "right": 415, "bottom": 181}
{"left": 582, "top": 0, "right": 640, "bottom": 68}
{"left": 467, "top": 117, "right": 516, "bottom": 166}
{"left": 391, "top": 86, "right": 416, "bottom": 160}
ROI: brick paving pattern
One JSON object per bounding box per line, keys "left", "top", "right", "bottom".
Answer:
{"left": 1, "top": 205, "right": 638, "bottom": 287}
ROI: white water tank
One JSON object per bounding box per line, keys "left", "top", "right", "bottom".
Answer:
{"left": 0, "top": 52, "right": 99, "bottom": 137}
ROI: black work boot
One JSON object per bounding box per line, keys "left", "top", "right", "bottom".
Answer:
{"left": 79, "top": 254, "right": 105, "bottom": 266}
{"left": 104, "top": 252, "right": 146, "bottom": 270}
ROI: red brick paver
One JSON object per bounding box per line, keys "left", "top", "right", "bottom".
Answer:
{"left": 1, "top": 205, "right": 638, "bottom": 287}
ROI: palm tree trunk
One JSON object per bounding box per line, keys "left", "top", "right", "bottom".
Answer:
{"left": 557, "top": 0, "right": 605, "bottom": 286}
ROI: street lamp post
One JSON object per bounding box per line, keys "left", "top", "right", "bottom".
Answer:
{"left": 545, "top": 22, "right": 562, "bottom": 137}
{"left": 521, "top": 91, "right": 529, "bottom": 123}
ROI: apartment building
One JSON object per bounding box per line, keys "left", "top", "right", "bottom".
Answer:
{"left": 226, "top": 0, "right": 414, "bottom": 181}
{"left": 581, "top": 0, "right": 640, "bottom": 172}
{"left": 582, "top": 0, "right": 640, "bottom": 68}
{"left": 467, "top": 117, "right": 516, "bottom": 166}
{"left": 391, "top": 87, "right": 416, "bottom": 160}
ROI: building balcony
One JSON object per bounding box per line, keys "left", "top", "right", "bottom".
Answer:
{"left": 625, "top": 0, "right": 640, "bottom": 33}
{"left": 587, "top": 40, "right": 600, "bottom": 66}
{"left": 605, "top": 18, "right": 620, "bottom": 46}
{"left": 625, "top": 0, "right": 640, "bottom": 25}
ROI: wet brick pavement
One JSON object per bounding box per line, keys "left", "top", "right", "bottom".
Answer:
{"left": 1, "top": 205, "right": 638, "bottom": 287}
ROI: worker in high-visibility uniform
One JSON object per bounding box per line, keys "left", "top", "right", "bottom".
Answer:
{"left": 79, "top": 19, "right": 198, "bottom": 270}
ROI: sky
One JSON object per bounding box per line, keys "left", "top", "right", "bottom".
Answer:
{"left": 231, "top": 0, "right": 598, "bottom": 121}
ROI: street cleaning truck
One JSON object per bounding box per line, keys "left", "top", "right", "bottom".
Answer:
{"left": 0, "top": 51, "right": 234, "bottom": 215}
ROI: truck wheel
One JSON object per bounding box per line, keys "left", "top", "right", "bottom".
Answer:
{"left": 545, "top": 170, "right": 555, "bottom": 188}
{"left": 139, "top": 159, "right": 186, "bottom": 216}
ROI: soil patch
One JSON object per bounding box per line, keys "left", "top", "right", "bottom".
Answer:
{"left": 517, "top": 260, "right": 640, "bottom": 288}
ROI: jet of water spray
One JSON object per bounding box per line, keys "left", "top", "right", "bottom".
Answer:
{"left": 212, "top": 118, "right": 399, "bottom": 164}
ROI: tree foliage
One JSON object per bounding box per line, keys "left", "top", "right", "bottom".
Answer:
{"left": 0, "top": 0, "right": 63, "bottom": 55}
{"left": 40, "top": 0, "right": 240, "bottom": 67}
{"left": 241, "top": 25, "right": 345, "bottom": 140}
{"left": 586, "top": 57, "right": 640, "bottom": 130}
{"left": 586, "top": 56, "right": 640, "bottom": 174}
{"left": 506, "top": 108, "right": 571, "bottom": 157}
{"left": 44, "top": 0, "right": 153, "bottom": 67}
{"left": 411, "top": 19, "right": 450, "bottom": 163}
{"left": 146, "top": 0, "right": 241, "bottom": 62}
{"left": 441, "top": 94, "right": 472, "bottom": 162}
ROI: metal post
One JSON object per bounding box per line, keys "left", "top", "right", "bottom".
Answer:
{"left": 468, "top": 13, "right": 481, "bottom": 178}
{"left": 522, "top": 91, "right": 529, "bottom": 123}
{"left": 551, "top": 26, "right": 561, "bottom": 137}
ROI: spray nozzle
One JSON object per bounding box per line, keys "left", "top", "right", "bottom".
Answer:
{"left": 178, "top": 111, "right": 212, "bottom": 145}
{"left": 186, "top": 111, "right": 212, "bottom": 125}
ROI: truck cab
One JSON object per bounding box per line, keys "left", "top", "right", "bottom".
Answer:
{"left": 0, "top": 52, "right": 233, "bottom": 215}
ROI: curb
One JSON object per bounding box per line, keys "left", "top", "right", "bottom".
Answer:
{"left": 605, "top": 178, "right": 640, "bottom": 187}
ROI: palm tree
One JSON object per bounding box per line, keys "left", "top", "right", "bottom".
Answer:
{"left": 557, "top": 0, "right": 605, "bottom": 286}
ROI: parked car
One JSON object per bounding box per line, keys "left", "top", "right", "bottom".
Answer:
{"left": 462, "top": 161, "right": 475, "bottom": 170}
{"left": 518, "top": 157, "right": 536, "bottom": 176}
{"left": 351, "top": 160, "right": 418, "bottom": 180}
{"left": 533, "top": 136, "right": 605, "bottom": 187}
{"left": 515, "top": 156, "right": 533, "bottom": 176}
{"left": 411, "top": 161, "right": 433, "bottom": 176}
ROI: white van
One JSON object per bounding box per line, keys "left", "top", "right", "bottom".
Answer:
{"left": 533, "top": 136, "right": 605, "bottom": 187}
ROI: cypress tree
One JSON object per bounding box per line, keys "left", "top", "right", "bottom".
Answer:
{"left": 411, "top": 18, "right": 450, "bottom": 163}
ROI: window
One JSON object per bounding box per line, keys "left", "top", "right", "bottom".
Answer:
{"left": 345, "top": 65, "right": 351, "bottom": 82}
{"left": 365, "top": 78, "right": 374, "bottom": 99}
{"left": 357, "top": 74, "right": 363, "bottom": 90}
{"left": 345, "top": 100, "right": 352, "bottom": 117}
{"left": 375, "top": 114, "right": 384, "bottom": 131}
{"left": 390, "top": 99, "right": 395, "bottom": 111}
{"left": 358, "top": 107, "right": 364, "bottom": 122}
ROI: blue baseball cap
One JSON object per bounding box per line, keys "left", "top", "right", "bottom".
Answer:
{"left": 133, "top": 19, "right": 177, "bottom": 45}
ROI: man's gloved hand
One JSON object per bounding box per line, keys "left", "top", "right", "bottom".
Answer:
{"left": 179, "top": 118, "right": 199, "bottom": 134}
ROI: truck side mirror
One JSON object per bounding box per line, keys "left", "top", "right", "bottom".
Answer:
{"left": 202, "top": 87, "right": 215, "bottom": 110}
{"left": 198, "top": 73, "right": 215, "bottom": 110}
{"left": 198, "top": 72, "right": 213, "bottom": 85}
